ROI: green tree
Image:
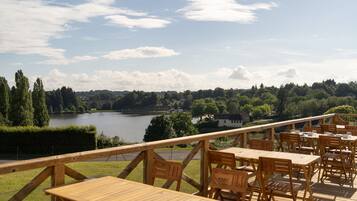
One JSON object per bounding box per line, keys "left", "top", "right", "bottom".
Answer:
{"left": 170, "top": 112, "right": 197, "bottom": 137}
{"left": 276, "top": 85, "right": 288, "bottom": 118}
{"left": 9, "top": 70, "right": 34, "bottom": 126}
{"left": 191, "top": 100, "right": 206, "bottom": 119}
{"left": 32, "top": 78, "right": 50, "bottom": 127}
{"left": 205, "top": 101, "right": 219, "bottom": 116}
{"left": 240, "top": 104, "right": 253, "bottom": 114}
{"left": 227, "top": 100, "right": 239, "bottom": 114}
{"left": 325, "top": 105, "right": 356, "bottom": 114}
{"left": 143, "top": 115, "right": 175, "bottom": 142}
{"left": 0, "top": 77, "right": 10, "bottom": 123}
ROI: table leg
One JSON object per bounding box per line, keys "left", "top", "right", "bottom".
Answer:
{"left": 303, "top": 165, "right": 313, "bottom": 201}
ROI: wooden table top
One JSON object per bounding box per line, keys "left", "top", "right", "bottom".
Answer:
{"left": 299, "top": 132, "right": 357, "bottom": 141}
{"left": 220, "top": 147, "right": 320, "bottom": 167}
{"left": 45, "top": 176, "right": 214, "bottom": 201}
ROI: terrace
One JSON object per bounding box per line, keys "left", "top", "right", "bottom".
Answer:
{"left": 1, "top": 113, "right": 357, "bottom": 201}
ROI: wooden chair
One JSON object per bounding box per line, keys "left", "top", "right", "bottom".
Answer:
{"left": 280, "top": 132, "right": 315, "bottom": 154}
{"left": 208, "top": 150, "right": 255, "bottom": 178}
{"left": 332, "top": 115, "right": 349, "bottom": 126}
{"left": 318, "top": 135, "right": 349, "bottom": 184}
{"left": 257, "top": 157, "right": 301, "bottom": 201}
{"left": 208, "top": 150, "right": 237, "bottom": 175}
{"left": 303, "top": 126, "right": 321, "bottom": 133}
{"left": 321, "top": 124, "right": 337, "bottom": 134}
{"left": 151, "top": 159, "right": 183, "bottom": 191}
{"left": 248, "top": 139, "right": 273, "bottom": 151}
{"left": 208, "top": 168, "right": 250, "bottom": 201}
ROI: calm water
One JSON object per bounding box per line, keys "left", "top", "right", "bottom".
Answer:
{"left": 50, "top": 112, "right": 156, "bottom": 142}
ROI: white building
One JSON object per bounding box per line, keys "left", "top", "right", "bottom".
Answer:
{"left": 215, "top": 114, "right": 248, "bottom": 128}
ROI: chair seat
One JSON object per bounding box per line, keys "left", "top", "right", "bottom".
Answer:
{"left": 267, "top": 180, "right": 302, "bottom": 193}
{"left": 219, "top": 190, "right": 250, "bottom": 201}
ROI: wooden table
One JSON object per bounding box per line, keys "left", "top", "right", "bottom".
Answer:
{"left": 45, "top": 176, "right": 214, "bottom": 201}
{"left": 219, "top": 147, "right": 320, "bottom": 201}
{"left": 300, "top": 133, "right": 357, "bottom": 142}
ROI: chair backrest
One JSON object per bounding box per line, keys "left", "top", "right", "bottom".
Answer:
{"left": 332, "top": 115, "right": 349, "bottom": 126}
{"left": 318, "top": 135, "right": 342, "bottom": 155}
{"left": 248, "top": 139, "right": 273, "bottom": 151}
{"left": 208, "top": 151, "right": 236, "bottom": 174}
{"left": 257, "top": 157, "right": 294, "bottom": 200}
{"left": 303, "top": 126, "right": 321, "bottom": 133}
{"left": 151, "top": 159, "right": 183, "bottom": 191}
{"left": 208, "top": 168, "right": 248, "bottom": 200}
{"left": 321, "top": 124, "right": 337, "bottom": 134}
{"left": 280, "top": 133, "right": 301, "bottom": 153}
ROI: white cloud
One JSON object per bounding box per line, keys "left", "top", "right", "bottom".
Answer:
{"left": 103, "top": 47, "right": 179, "bottom": 60}
{"left": 41, "top": 69, "right": 198, "bottom": 91}
{"left": 178, "top": 0, "right": 277, "bottom": 23}
{"left": 277, "top": 68, "right": 297, "bottom": 78}
{"left": 39, "top": 55, "right": 98, "bottom": 65}
{"left": 0, "top": 0, "right": 169, "bottom": 61}
{"left": 105, "top": 15, "right": 171, "bottom": 29}
{"left": 229, "top": 66, "right": 252, "bottom": 80}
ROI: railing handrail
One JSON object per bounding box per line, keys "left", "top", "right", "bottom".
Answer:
{"left": 0, "top": 113, "right": 335, "bottom": 175}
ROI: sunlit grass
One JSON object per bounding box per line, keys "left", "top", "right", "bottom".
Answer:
{"left": 0, "top": 160, "right": 200, "bottom": 201}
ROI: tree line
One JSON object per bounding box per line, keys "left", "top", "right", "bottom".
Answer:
{"left": 0, "top": 70, "right": 49, "bottom": 127}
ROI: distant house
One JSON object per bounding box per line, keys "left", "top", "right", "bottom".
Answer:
{"left": 215, "top": 113, "right": 249, "bottom": 128}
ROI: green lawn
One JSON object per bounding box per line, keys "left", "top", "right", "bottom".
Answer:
{"left": 0, "top": 160, "right": 200, "bottom": 201}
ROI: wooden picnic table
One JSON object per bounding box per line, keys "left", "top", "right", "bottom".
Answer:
{"left": 45, "top": 176, "right": 214, "bottom": 201}
{"left": 219, "top": 147, "right": 320, "bottom": 201}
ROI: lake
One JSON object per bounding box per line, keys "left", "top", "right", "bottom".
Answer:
{"left": 50, "top": 112, "right": 157, "bottom": 143}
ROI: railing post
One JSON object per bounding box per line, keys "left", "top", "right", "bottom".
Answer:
{"left": 143, "top": 149, "right": 154, "bottom": 184}
{"left": 308, "top": 120, "right": 312, "bottom": 128}
{"left": 319, "top": 118, "right": 325, "bottom": 125}
{"left": 200, "top": 139, "right": 209, "bottom": 196}
{"left": 270, "top": 128, "right": 275, "bottom": 142}
{"left": 240, "top": 133, "right": 247, "bottom": 148}
{"left": 51, "top": 164, "right": 65, "bottom": 201}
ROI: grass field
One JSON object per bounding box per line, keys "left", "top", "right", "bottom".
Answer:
{"left": 0, "top": 160, "right": 200, "bottom": 201}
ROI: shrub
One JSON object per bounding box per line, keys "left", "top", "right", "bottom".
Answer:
{"left": 325, "top": 105, "right": 356, "bottom": 114}
{"left": 0, "top": 125, "right": 96, "bottom": 154}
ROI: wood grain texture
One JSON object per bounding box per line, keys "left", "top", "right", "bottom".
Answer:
{"left": 45, "top": 176, "right": 214, "bottom": 201}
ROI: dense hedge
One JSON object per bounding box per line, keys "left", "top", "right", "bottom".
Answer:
{"left": 0, "top": 126, "right": 96, "bottom": 154}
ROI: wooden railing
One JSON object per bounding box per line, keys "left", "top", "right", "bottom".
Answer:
{"left": 0, "top": 113, "right": 336, "bottom": 201}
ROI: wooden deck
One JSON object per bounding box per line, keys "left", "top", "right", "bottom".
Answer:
{"left": 249, "top": 172, "right": 357, "bottom": 201}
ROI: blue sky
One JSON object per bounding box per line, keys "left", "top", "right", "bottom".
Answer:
{"left": 1, "top": 0, "right": 357, "bottom": 91}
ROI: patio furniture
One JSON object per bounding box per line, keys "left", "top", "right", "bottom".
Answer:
{"left": 208, "top": 168, "right": 250, "bottom": 201}
{"left": 218, "top": 147, "right": 320, "bottom": 200}
{"left": 321, "top": 124, "right": 337, "bottom": 134}
{"left": 208, "top": 150, "right": 254, "bottom": 177}
{"left": 280, "top": 132, "right": 315, "bottom": 154}
{"left": 248, "top": 139, "right": 273, "bottom": 151}
{"left": 318, "top": 135, "right": 350, "bottom": 184}
{"left": 257, "top": 157, "right": 302, "bottom": 201}
{"left": 151, "top": 159, "right": 183, "bottom": 191}
{"left": 45, "top": 176, "right": 214, "bottom": 201}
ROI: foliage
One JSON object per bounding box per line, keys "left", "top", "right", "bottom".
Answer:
{"left": 170, "top": 112, "right": 197, "bottom": 137}
{"left": 9, "top": 70, "right": 34, "bottom": 126}
{"left": 46, "top": 87, "right": 83, "bottom": 113}
{"left": 32, "top": 78, "right": 49, "bottom": 127}
{"left": 325, "top": 105, "right": 356, "bottom": 114}
{"left": 0, "top": 77, "right": 10, "bottom": 122}
{"left": 191, "top": 99, "right": 206, "bottom": 118}
{"left": 97, "top": 133, "right": 127, "bottom": 149}
{"left": 251, "top": 104, "right": 271, "bottom": 119}
{"left": 143, "top": 115, "right": 175, "bottom": 142}
{"left": 0, "top": 125, "right": 96, "bottom": 154}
